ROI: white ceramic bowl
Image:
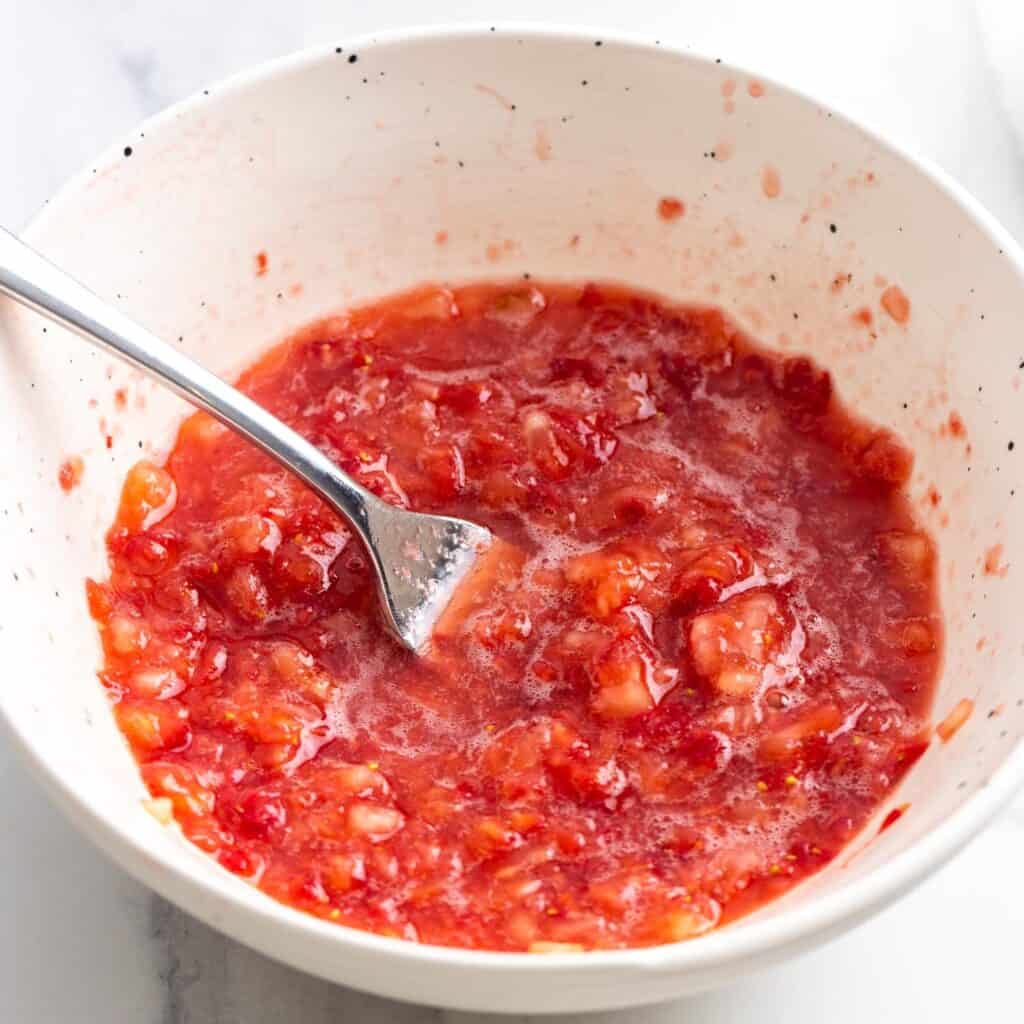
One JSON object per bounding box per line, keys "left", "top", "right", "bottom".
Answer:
{"left": 2, "top": 25, "right": 1024, "bottom": 1015}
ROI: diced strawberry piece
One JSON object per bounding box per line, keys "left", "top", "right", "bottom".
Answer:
{"left": 142, "top": 797, "right": 174, "bottom": 824}
{"left": 473, "top": 606, "right": 533, "bottom": 649}
{"left": 151, "top": 576, "right": 201, "bottom": 616}
{"left": 521, "top": 407, "right": 618, "bottom": 481}
{"left": 550, "top": 408, "right": 618, "bottom": 466}
{"left": 116, "top": 461, "right": 177, "bottom": 532}
{"left": 126, "top": 668, "right": 185, "bottom": 699}
{"left": 645, "top": 901, "right": 721, "bottom": 942}
{"left": 689, "top": 591, "right": 786, "bottom": 696}
{"left": 221, "top": 515, "right": 281, "bottom": 558}
{"left": 593, "top": 676, "right": 654, "bottom": 719}
{"left": 400, "top": 287, "right": 458, "bottom": 321}
{"left": 115, "top": 698, "right": 190, "bottom": 755}
{"left": 238, "top": 703, "right": 309, "bottom": 746}
{"left": 759, "top": 704, "right": 843, "bottom": 759}
{"left": 416, "top": 443, "right": 466, "bottom": 499}
{"left": 273, "top": 531, "right": 346, "bottom": 595}
{"left": 567, "top": 552, "right": 644, "bottom": 617}
{"left": 179, "top": 411, "right": 229, "bottom": 447}
{"left": 528, "top": 941, "right": 585, "bottom": 954}
{"left": 587, "top": 867, "right": 657, "bottom": 917}
{"left": 141, "top": 762, "right": 215, "bottom": 819}
{"left": 606, "top": 369, "right": 657, "bottom": 425}
{"left": 253, "top": 743, "right": 297, "bottom": 769}
{"left": 467, "top": 817, "right": 526, "bottom": 858}
{"left": 85, "top": 579, "right": 113, "bottom": 621}
{"left": 104, "top": 614, "right": 150, "bottom": 658}
{"left": 118, "top": 533, "right": 175, "bottom": 576}
{"left": 268, "top": 644, "right": 333, "bottom": 703}
{"left": 318, "top": 763, "right": 390, "bottom": 800}
{"left": 673, "top": 543, "right": 754, "bottom": 613}
{"left": 346, "top": 801, "right": 405, "bottom": 842}
{"left": 224, "top": 565, "right": 270, "bottom": 621}
{"left": 566, "top": 541, "right": 667, "bottom": 618}
{"left": 522, "top": 409, "right": 571, "bottom": 479}
{"left": 484, "top": 288, "right": 546, "bottom": 327}
{"left": 238, "top": 790, "right": 288, "bottom": 840}
{"left": 322, "top": 851, "right": 367, "bottom": 893}
{"left": 590, "top": 634, "right": 677, "bottom": 719}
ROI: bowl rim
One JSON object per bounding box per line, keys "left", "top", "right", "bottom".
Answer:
{"left": 6, "top": 19, "right": 1024, "bottom": 982}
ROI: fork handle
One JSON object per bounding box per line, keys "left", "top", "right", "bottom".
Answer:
{"left": 0, "top": 227, "right": 380, "bottom": 538}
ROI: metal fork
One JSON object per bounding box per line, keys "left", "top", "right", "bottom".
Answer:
{"left": 0, "top": 227, "right": 492, "bottom": 652}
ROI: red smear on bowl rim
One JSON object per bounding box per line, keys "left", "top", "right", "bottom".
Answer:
{"left": 878, "top": 803, "right": 909, "bottom": 834}
{"left": 983, "top": 544, "right": 1008, "bottom": 577}
{"left": 58, "top": 456, "right": 84, "bottom": 494}
{"left": 936, "top": 699, "right": 974, "bottom": 743}
{"left": 657, "top": 197, "right": 685, "bottom": 221}
{"left": 880, "top": 285, "right": 910, "bottom": 324}
{"left": 761, "top": 165, "right": 781, "bottom": 199}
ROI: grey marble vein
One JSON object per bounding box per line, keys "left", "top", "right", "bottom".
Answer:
{"left": 147, "top": 896, "right": 446, "bottom": 1024}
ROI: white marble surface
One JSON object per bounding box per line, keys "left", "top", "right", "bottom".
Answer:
{"left": 3, "top": 1, "right": 1024, "bottom": 1020}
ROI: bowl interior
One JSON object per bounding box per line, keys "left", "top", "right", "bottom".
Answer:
{"left": 1, "top": 28, "right": 1022, "bottom": 1012}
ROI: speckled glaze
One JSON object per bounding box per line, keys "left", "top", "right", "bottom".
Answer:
{"left": 1, "top": 26, "right": 1023, "bottom": 1014}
